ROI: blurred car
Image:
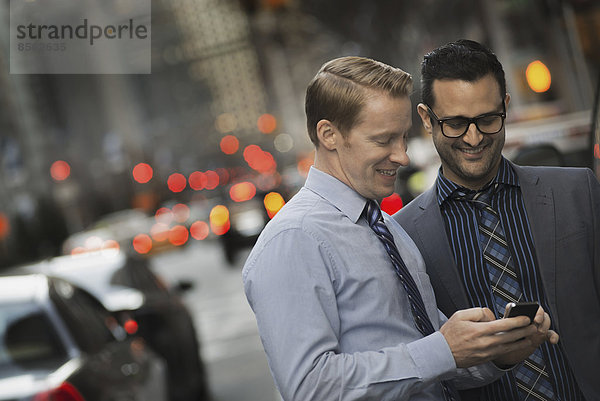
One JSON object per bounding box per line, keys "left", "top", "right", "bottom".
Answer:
{"left": 0, "top": 274, "right": 168, "bottom": 401}
{"left": 61, "top": 209, "right": 182, "bottom": 256}
{"left": 220, "top": 197, "right": 270, "bottom": 265}
{"left": 18, "top": 251, "right": 210, "bottom": 401}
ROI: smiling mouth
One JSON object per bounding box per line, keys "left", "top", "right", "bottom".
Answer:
{"left": 376, "top": 169, "right": 397, "bottom": 177}
{"left": 459, "top": 145, "right": 486, "bottom": 155}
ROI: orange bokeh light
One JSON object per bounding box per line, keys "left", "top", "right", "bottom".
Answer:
{"left": 526, "top": 60, "right": 551, "bottom": 93}
{"left": 230, "top": 182, "right": 257, "bottom": 202}
{"left": 169, "top": 225, "right": 189, "bottom": 246}
{"left": 257, "top": 113, "right": 277, "bottom": 134}
{"left": 189, "top": 171, "right": 207, "bottom": 190}
{"left": 264, "top": 192, "right": 285, "bottom": 218}
{"left": 167, "top": 173, "right": 187, "bottom": 193}
{"left": 381, "top": 193, "right": 404, "bottom": 215}
{"left": 190, "top": 221, "right": 209, "bottom": 240}
{"left": 220, "top": 135, "right": 240, "bottom": 155}
{"left": 132, "top": 163, "right": 153, "bottom": 184}
{"left": 50, "top": 160, "right": 71, "bottom": 181}
{"left": 209, "top": 205, "right": 230, "bottom": 235}
{"left": 133, "top": 234, "right": 153, "bottom": 254}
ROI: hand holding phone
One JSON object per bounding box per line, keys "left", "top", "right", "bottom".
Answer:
{"left": 504, "top": 301, "right": 539, "bottom": 322}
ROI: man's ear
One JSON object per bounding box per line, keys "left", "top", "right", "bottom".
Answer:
{"left": 504, "top": 92, "right": 511, "bottom": 109}
{"left": 316, "top": 119, "right": 339, "bottom": 151}
{"left": 417, "top": 103, "right": 433, "bottom": 134}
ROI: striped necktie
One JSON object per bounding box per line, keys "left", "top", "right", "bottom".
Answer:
{"left": 454, "top": 183, "right": 556, "bottom": 401}
{"left": 365, "top": 200, "right": 458, "bottom": 401}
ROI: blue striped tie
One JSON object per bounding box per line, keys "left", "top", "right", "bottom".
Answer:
{"left": 455, "top": 184, "right": 555, "bottom": 401}
{"left": 365, "top": 200, "right": 458, "bottom": 401}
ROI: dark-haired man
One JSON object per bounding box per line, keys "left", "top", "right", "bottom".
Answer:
{"left": 394, "top": 39, "right": 600, "bottom": 400}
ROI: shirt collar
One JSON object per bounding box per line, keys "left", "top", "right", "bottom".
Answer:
{"left": 304, "top": 166, "right": 368, "bottom": 223}
{"left": 435, "top": 156, "right": 519, "bottom": 206}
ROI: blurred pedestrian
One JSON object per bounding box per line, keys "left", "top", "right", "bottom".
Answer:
{"left": 243, "top": 55, "right": 557, "bottom": 401}
{"left": 394, "top": 39, "right": 600, "bottom": 400}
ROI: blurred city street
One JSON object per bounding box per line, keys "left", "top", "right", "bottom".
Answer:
{"left": 151, "top": 241, "right": 280, "bottom": 401}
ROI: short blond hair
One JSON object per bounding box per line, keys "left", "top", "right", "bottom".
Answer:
{"left": 305, "top": 56, "right": 412, "bottom": 146}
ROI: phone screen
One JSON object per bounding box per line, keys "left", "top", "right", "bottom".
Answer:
{"left": 505, "top": 302, "right": 539, "bottom": 321}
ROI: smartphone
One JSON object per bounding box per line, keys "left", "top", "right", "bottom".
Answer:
{"left": 504, "top": 301, "right": 539, "bottom": 322}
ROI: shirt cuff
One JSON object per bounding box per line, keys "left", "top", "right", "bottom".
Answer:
{"left": 405, "top": 331, "right": 457, "bottom": 383}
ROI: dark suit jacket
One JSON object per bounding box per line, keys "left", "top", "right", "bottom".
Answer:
{"left": 394, "top": 163, "right": 600, "bottom": 400}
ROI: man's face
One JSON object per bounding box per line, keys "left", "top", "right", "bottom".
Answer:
{"left": 333, "top": 93, "right": 411, "bottom": 201}
{"left": 418, "top": 74, "right": 509, "bottom": 190}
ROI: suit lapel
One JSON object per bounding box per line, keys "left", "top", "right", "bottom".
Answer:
{"left": 513, "top": 164, "right": 558, "bottom": 319}
{"left": 412, "top": 188, "right": 471, "bottom": 311}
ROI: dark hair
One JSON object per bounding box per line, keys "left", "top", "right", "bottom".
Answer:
{"left": 421, "top": 39, "right": 506, "bottom": 107}
{"left": 305, "top": 56, "right": 412, "bottom": 146}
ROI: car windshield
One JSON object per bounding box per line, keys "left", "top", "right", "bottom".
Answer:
{"left": 0, "top": 302, "right": 68, "bottom": 377}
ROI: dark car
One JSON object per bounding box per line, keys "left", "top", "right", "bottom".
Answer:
{"left": 0, "top": 274, "right": 168, "bottom": 401}
{"left": 19, "top": 250, "right": 210, "bottom": 401}
{"left": 220, "top": 197, "right": 270, "bottom": 265}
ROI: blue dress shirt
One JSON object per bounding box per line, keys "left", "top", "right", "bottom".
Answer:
{"left": 243, "top": 167, "right": 503, "bottom": 401}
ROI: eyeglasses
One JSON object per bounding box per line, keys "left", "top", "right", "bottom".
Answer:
{"left": 424, "top": 102, "right": 506, "bottom": 138}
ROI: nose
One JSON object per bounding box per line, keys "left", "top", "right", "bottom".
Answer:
{"left": 461, "top": 122, "right": 484, "bottom": 146}
{"left": 390, "top": 142, "right": 410, "bottom": 166}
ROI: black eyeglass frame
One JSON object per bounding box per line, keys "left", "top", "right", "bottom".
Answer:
{"left": 424, "top": 101, "right": 507, "bottom": 138}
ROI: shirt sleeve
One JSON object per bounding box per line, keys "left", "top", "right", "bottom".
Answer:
{"left": 243, "top": 227, "right": 478, "bottom": 401}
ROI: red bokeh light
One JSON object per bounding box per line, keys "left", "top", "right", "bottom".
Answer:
{"left": 381, "top": 193, "right": 404, "bottom": 215}
{"left": 257, "top": 113, "right": 277, "bottom": 134}
{"left": 189, "top": 171, "right": 207, "bottom": 190}
{"left": 243, "top": 145, "right": 276, "bottom": 174}
{"left": 0, "top": 213, "right": 10, "bottom": 240}
{"left": 204, "top": 170, "right": 220, "bottom": 190}
{"left": 167, "top": 173, "right": 187, "bottom": 193}
{"left": 594, "top": 144, "right": 600, "bottom": 160}
{"left": 50, "top": 160, "right": 71, "bottom": 181}
{"left": 230, "top": 182, "right": 257, "bottom": 202}
{"left": 169, "top": 225, "right": 189, "bottom": 246}
{"left": 124, "top": 319, "right": 139, "bottom": 335}
{"left": 133, "top": 234, "right": 152, "bottom": 254}
{"left": 190, "top": 221, "right": 209, "bottom": 240}
{"left": 220, "top": 135, "right": 240, "bottom": 155}
{"left": 132, "top": 163, "right": 153, "bottom": 184}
